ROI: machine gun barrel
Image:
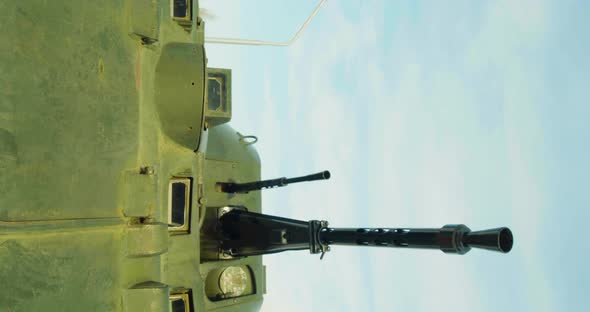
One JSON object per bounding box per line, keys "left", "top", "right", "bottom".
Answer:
{"left": 217, "top": 170, "right": 330, "bottom": 193}
{"left": 284, "top": 171, "right": 331, "bottom": 184}
{"left": 319, "top": 225, "right": 513, "bottom": 254}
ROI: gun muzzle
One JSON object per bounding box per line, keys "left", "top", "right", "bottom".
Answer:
{"left": 285, "top": 170, "right": 331, "bottom": 184}
{"left": 463, "top": 227, "right": 513, "bottom": 253}
{"left": 319, "top": 224, "right": 513, "bottom": 255}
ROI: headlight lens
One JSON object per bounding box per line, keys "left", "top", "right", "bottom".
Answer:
{"left": 218, "top": 266, "right": 248, "bottom": 297}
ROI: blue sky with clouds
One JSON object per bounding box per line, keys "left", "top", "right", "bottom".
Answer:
{"left": 201, "top": 0, "right": 589, "bottom": 311}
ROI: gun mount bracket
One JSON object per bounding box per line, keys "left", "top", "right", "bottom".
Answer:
{"left": 309, "top": 220, "right": 330, "bottom": 259}
{"left": 217, "top": 206, "right": 247, "bottom": 260}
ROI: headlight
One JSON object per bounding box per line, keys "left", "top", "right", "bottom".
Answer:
{"left": 219, "top": 266, "right": 248, "bottom": 297}
{"left": 204, "top": 265, "right": 255, "bottom": 301}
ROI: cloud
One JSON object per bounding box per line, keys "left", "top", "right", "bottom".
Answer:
{"left": 199, "top": 0, "right": 242, "bottom": 36}
{"left": 254, "top": 66, "right": 283, "bottom": 177}
{"left": 264, "top": 1, "right": 387, "bottom": 311}
{"left": 198, "top": 8, "right": 216, "bottom": 21}
{"left": 202, "top": 0, "right": 563, "bottom": 311}
{"left": 321, "top": 0, "right": 554, "bottom": 311}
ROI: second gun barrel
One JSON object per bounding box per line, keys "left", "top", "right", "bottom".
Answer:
{"left": 285, "top": 170, "right": 331, "bottom": 184}
{"left": 218, "top": 170, "right": 331, "bottom": 193}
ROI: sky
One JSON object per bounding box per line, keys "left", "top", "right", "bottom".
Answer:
{"left": 200, "top": 0, "right": 590, "bottom": 311}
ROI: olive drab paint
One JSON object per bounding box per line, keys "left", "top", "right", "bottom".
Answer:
{"left": 0, "top": 0, "right": 264, "bottom": 311}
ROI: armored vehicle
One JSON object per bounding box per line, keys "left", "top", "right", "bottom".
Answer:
{"left": 0, "top": 1, "right": 513, "bottom": 311}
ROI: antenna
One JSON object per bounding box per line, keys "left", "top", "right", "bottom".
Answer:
{"left": 204, "top": 0, "right": 327, "bottom": 47}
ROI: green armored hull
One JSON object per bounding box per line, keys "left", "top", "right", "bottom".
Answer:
{"left": 0, "top": 0, "right": 264, "bottom": 311}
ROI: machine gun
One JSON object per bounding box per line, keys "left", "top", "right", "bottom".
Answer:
{"left": 204, "top": 171, "right": 513, "bottom": 261}
{"left": 216, "top": 170, "right": 331, "bottom": 193}
{"left": 209, "top": 209, "right": 513, "bottom": 260}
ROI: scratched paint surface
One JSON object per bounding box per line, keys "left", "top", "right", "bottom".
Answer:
{"left": 0, "top": 0, "right": 138, "bottom": 221}
{"left": 0, "top": 230, "right": 122, "bottom": 311}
